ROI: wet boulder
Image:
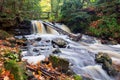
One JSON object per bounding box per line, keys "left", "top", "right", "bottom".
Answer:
{"left": 52, "top": 38, "right": 68, "bottom": 48}
{"left": 95, "top": 52, "right": 118, "bottom": 76}
{"left": 95, "top": 52, "right": 112, "bottom": 64}
{"left": 52, "top": 48, "right": 61, "bottom": 54}
{"left": 48, "top": 55, "right": 73, "bottom": 74}
{"left": 35, "top": 37, "right": 41, "bottom": 41}
{"left": 82, "top": 76, "right": 94, "bottom": 80}
{"left": 101, "top": 39, "right": 118, "bottom": 45}
{"left": 102, "top": 60, "right": 118, "bottom": 76}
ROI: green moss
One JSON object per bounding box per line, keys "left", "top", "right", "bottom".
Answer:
{"left": 4, "top": 60, "right": 27, "bottom": 80}
{"left": 49, "top": 55, "right": 70, "bottom": 73}
{"left": 74, "top": 75, "right": 82, "bottom": 80}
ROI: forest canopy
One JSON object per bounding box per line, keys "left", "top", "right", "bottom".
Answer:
{"left": 0, "top": 0, "right": 41, "bottom": 19}
{"left": 0, "top": 0, "right": 120, "bottom": 43}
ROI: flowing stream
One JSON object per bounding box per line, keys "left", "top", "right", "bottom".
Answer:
{"left": 20, "top": 20, "right": 120, "bottom": 80}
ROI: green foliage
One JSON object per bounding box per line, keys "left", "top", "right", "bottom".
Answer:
{"left": 4, "top": 52, "right": 19, "bottom": 61}
{"left": 4, "top": 60, "right": 27, "bottom": 80}
{"left": 0, "top": 30, "right": 10, "bottom": 39}
{"left": 97, "top": 0, "right": 113, "bottom": 4}
{"left": 61, "top": 0, "right": 83, "bottom": 19}
{"left": 89, "top": 27, "right": 101, "bottom": 37}
{"left": 40, "top": 0, "right": 51, "bottom": 12}
{"left": 21, "top": 0, "right": 41, "bottom": 19}
{"left": 89, "top": 17, "right": 120, "bottom": 39}
{"left": 74, "top": 75, "right": 82, "bottom": 80}
{"left": 50, "top": 0, "right": 64, "bottom": 21}
{"left": 0, "top": 0, "right": 41, "bottom": 20}
{"left": 60, "top": 0, "right": 92, "bottom": 33}
{"left": 87, "top": 0, "right": 120, "bottom": 43}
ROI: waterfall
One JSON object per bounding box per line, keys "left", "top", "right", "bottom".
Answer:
{"left": 31, "top": 20, "right": 71, "bottom": 34}
{"left": 82, "top": 65, "right": 113, "bottom": 80}
{"left": 20, "top": 20, "right": 120, "bottom": 80}
{"left": 31, "top": 20, "right": 47, "bottom": 34}
{"left": 58, "top": 44, "right": 114, "bottom": 80}
{"left": 54, "top": 23, "right": 71, "bottom": 33}
{"left": 31, "top": 21, "right": 37, "bottom": 34}
{"left": 46, "top": 26, "right": 59, "bottom": 34}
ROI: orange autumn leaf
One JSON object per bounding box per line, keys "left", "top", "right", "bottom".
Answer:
{"left": 90, "top": 19, "right": 102, "bottom": 28}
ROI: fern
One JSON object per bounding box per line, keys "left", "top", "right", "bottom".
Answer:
{"left": 4, "top": 60, "right": 27, "bottom": 80}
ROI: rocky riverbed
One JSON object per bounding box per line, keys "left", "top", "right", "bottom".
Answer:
{"left": 20, "top": 34, "right": 120, "bottom": 80}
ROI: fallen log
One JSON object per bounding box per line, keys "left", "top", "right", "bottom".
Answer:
{"left": 41, "top": 21, "right": 82, "bottom": 41}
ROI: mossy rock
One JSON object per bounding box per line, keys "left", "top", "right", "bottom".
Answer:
{"left": 95, "top": 52, "right": 112, "bottom": 64}
{"left": 52, "top": 48, "right": 61, "bottom": 54}
{"left": 82, "top": 76, "right": 94, "bottom": 80}
{"left": 52, "top": 38, "right": 68, "bottom": 48}
{"left": 48, "top": 55, "right": 70, "bottom": 74}
{"left": 102, "top": 60, "right": 118, "bottom": 76}
{"left": 95, "top": 52, "right": 118, "bottom": 76}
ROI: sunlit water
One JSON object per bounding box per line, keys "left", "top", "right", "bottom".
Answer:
{"left": 20, "top": 21, "right": 120, "bottom": 80}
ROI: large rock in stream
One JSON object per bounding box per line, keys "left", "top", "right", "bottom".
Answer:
{"left": 95, "top": 52, "right": 118, "bottom": 76}
{"left": 52, "top": 38, "right": 68, "bottom": 48}
{"left": 48, "top": 55, "right": 73, "bottom": 75}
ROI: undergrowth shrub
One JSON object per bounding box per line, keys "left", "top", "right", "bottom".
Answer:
{"left": 89, "top": 17, "right": 120, "bottom": 39}
{"left": 60, "top": 0, "right": 91, "bottom": 33}
{"left": 4, "top": 60, "right": 27, "bottom": 80}
{"left": 0, "top": 30, "right": 10, "bottom": 39}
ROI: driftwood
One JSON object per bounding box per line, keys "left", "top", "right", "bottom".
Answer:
{"left": 26, "top": 64, "right": 61, "bottom": 79}
{"left": 41, "top": 21, "right": 82, "bottom": 41}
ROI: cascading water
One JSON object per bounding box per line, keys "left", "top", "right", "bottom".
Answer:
{"left": 31, "top": 20, "right": 71, "bottom": 34}
{"left": 31, "top": 20, "right": 47, "bottom": 34}
{"left": 21, "top": 20, "right": 120, "bottom": 80}
{"left": 82, "top": 65, "right": 112, "bottom": 80}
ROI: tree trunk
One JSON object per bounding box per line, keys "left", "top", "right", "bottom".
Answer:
{"left": 0, "top": 0, "right": 4, "bottom": 12}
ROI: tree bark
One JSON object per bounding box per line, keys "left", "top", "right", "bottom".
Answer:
{"left": 0, "top": 0, "right": 4, "bottom": 12}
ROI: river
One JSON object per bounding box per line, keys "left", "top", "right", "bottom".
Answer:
{"left": 18, "top": 20, "right": 120, "bottom": 80}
